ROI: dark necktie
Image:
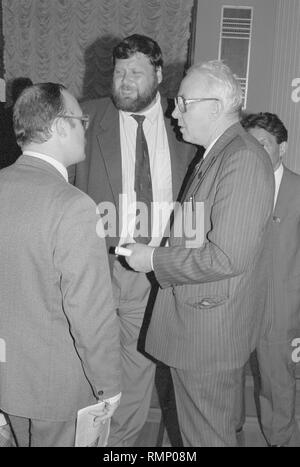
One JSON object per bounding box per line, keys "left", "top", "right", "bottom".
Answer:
{"left": 131, "top": 114, "right": 153, "bottom": 244}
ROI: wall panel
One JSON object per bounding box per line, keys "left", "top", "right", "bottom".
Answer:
{"left": 269, "top": 0, "right": 300, "bottom": 173}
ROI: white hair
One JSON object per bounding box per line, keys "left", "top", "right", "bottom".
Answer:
{"left": 187, "top": 60, "right": 243, "bottom": 114}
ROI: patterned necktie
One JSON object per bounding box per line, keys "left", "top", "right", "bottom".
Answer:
{"left": 131, "top": 114, "right": 153, "bottom": 244}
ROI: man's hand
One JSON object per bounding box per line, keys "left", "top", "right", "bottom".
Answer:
{"left": 124, "top": 243, "right": 154, "bottom": 273}
{"left": 89, "top": 399, "right": 120, "bottom": 426}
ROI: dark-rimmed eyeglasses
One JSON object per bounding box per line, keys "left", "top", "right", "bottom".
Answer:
{"left": 174, "top": 96, "right": 219, "bottom": 113}
{"left": 60, "top": 115, "right": 90, "bottom": 131}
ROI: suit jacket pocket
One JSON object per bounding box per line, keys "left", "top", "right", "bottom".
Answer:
{"left": 185, "top": 294, "right": 228, "bottom": 310}
{"left": 173, "top": 281, "right": 229, "bottom": 311}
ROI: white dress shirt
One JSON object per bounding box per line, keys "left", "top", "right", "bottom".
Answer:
{"left": 119, "top": 93, "right": 173, "bottom": 247}
{"left": 274, "top": 163, "right": 284, "bottom": 208}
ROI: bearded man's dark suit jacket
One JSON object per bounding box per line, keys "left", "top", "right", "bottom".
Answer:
{"left": 145, "top": 122, "right": 275, "bottom": 446}
{"left": 69, "top": 96, "right": 196, "bottom": 446}
{"left": 256, "top": 165, "right": 300, "bottom": 446}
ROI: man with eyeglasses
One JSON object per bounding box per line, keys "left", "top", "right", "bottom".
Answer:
{"left": 70, "top": 34, "right": 198, "bottom": 447}
{"left": 124, "top": 60, "right": 275, "bottom": 446}
{"left": 0, "top": 83, "right": 121, "bottom": 446}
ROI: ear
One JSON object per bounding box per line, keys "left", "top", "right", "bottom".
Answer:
{"left": 156, "top": 66, "right": 163, "bottom": 85}
{"left": 279, "top": 141, "right": 287, "bottom": 158}
{"left": 210, "top": 99, "right": 223, "bottom": 119}
{"left": 54, "top": 117, "right": 67, "bottom": 138}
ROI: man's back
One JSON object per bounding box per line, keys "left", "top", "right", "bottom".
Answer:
{"left": 0, "top": 155, "right": 120, "bottom": 421}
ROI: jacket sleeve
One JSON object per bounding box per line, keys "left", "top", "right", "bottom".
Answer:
{"left": 55, "top": 192, "right": 121, "bottom": 399}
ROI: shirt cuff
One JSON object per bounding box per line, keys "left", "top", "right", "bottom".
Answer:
{"left": 102, "top": 392, "right": 121, "bottom": 405}
{"left": 150, "top": 248, "right": 155, "bottom": 271}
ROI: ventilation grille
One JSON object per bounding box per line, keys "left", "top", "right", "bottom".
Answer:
{"left": 219, "top": 6, "right": 253, "bottom": 107}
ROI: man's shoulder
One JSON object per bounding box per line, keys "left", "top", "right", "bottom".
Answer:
{"left": 227, "top": 124, "right": 270, "bottom": 163}
{"left": 281, "top": 166, "right": 300, "bottom": 201}
{"left": 283, "top": 165, "right": 300, "bottom": 182}
{"left": 56, "top": 179, "right": 96, "bottom": 209}
{"left": 81, "top": 96, "right": 113, "bottom": 117}
{"left": 32, "top": 167, "right": 97, "bottom": 212}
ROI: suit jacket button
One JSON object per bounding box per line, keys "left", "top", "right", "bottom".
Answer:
{"left": 273, "top": 216, "right": 281, "bottom": 223}
{"left": 98, "top": 390, "right": 104, "bottom": 396}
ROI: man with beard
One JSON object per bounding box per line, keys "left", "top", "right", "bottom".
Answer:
{"left": 70, "top": 34, "right": 197, "bottom": 446}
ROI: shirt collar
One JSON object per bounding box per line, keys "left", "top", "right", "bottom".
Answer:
{"left": 23, "top": 150, "right": 68, "bottom": 182}
{"left": 203, "top": 134, "right": 222, "bottom": 159}
{"left": 274, "top": 162, "right": 283, "bottom": 177}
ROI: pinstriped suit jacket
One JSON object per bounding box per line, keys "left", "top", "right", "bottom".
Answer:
{"left": 145, "top": 122, "right": 275, "bottom": 372}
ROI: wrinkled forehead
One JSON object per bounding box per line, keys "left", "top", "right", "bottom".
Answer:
{"left": 114, "top": 52, "right": 154, "bottom": 70}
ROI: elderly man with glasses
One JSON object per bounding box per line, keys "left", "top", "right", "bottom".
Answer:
{"left": 124, "top": 60, "right": 275, "bottom": 446}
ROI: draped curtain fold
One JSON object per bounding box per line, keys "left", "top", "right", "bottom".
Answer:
{"left": 0, "top": 1, "right": 4, "bottom": 78}
{"left": 3, "top": 0, "right": 194, "bottom": 100}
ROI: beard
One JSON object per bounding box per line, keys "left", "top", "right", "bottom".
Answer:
{"left": 112, "top": 76, "right": 159, "bottom": 113}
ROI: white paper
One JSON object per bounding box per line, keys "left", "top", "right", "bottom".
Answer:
{"left": 75, "top": 402, "right": 111, "bottom": 447}
{"left": 115, "top": 246, "right": 132, "bottom": 257}
{"left": 0, "top": 413, "right": 7, "bottom": 426}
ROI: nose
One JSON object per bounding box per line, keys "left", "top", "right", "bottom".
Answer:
{"left": 121, "top": 71, "right": 134, "bottom": 85}
{"left": 172, "top": 105, "right": 180, "bottom": 120}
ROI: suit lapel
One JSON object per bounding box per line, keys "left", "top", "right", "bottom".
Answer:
{"left": 96, "top": 101, "right": 122, "bottom": 209}
{"left": 181, "top": 122, "right": 242, "bottom": 202}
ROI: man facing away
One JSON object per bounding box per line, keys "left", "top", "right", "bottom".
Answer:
{"left": 239, "top": 112, "right": 300, "bottom": 447}
{"left": 124, "top": 60, "right": 275, "bottom": 446}
{"left": 0, "top": 83, "right": 121, "bottom": 447}
{"left": 70, "top": 34, "right": 197, "bottom": 446}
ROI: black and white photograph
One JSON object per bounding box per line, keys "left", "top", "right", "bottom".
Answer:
{"left": 0, "top": 0, "right": 299, "bottom": 450}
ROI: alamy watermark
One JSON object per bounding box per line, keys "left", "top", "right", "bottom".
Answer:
{"left": 291, "top": 338, "right": 300, "bottom": 363}
{"left": 95, "top": 195, "right": 205, "bottom": 247}
{"left": 291, "top": 78, "right": 300, "bottom": 103}
{"left": 0, "top": 338, "right": 6, "bottom": 363}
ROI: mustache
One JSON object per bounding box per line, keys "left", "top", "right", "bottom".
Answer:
{"left": 119, "top": 84, "right": 135, "bottom": 92}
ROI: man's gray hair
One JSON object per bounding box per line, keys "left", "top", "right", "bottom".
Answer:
{"left": 187, "top": 60, "right": 243, "bottom": 114}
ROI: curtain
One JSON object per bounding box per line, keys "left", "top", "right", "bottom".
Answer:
{"left": 3, "top": 0, "right": 194, "bottom": 100}
{"left": 0, "top": 1, "right": 5, "bottom": 101}
{"left": 0, "top": 1, "right": 4, "bottom": 78}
